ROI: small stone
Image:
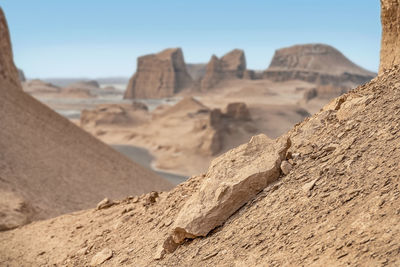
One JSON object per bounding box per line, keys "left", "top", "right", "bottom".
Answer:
{"left": 77, "top": 247, "right": 88, "bottom": 255}
{"left": 96, "top": 198, "right": 115, "bottom": 210}
{"left": 302, "top": 178, "right": 318, "bottom": 196}
{"left": 280, "top": 160, "right": 293, "bottom": 175}
{"left": 90, "top": 248, "right": 113, "bottom": 266}
{"left": 154, "top": 245, "right": 166, "bottom": 260}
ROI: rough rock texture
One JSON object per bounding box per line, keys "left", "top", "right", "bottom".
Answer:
{"left": 200, "top": 49, "right": 246, "bottom": 90}
{"left": 264, "top": 44, "right": 376, "bottom": 88}
{"left": 0, "top": 9, "right": 172, "bottom": 230}
{"left": 380, "top": 0, "right": 400, "bottom": 74}
{"left": 124, "top": 48, "right": 193, "bottom": 99}
{"left": 0, "top": 8, "right": 21, "bottom": 91}
{"left": 169, "top": 134, "right": 290, "bottom": 247}
{"left": 1, "top": 65, "right": 400, "bottom": 267}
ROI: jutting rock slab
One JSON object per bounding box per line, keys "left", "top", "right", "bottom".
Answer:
{"left": 166, "top": 134, "right": 290, "bottom": 250}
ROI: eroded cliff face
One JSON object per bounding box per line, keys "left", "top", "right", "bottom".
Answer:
{"left": 264, "top": 44, "right": 375, "bottom": 88}
{"left": 200, "top": 49, "right": 246, "bottom": 90}
{"left": 124, "top": 48, "right": 193, "bottom": 99}
{"left": 380, "top": 0, "right": 400, "bottom": 74}
{"left": 0, "top": 8, "right": 21, "bottom": 91}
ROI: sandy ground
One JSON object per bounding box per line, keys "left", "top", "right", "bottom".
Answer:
{"left": 78, "top": 78, "right": 321, "bottom": 177}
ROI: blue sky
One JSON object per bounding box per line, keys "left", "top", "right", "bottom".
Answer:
{"left": 1, "top": 0, "right": 381, "bottom": 78}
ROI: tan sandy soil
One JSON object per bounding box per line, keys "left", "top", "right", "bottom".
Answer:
{"left": 1, "top": 65, "right": 399, "bottom": 266}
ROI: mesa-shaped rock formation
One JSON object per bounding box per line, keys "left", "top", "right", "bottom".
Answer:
{"left": 124, "top": 48, "right": 193, "bottom": 99}
{"left": 380, "top": 0, "right": 400, "bottom": 74}
{"left": 200, "top": 49, "right": 246, "bottom": 90}
{"left": 0, "top": 8, "right": 172, "bottom": 230}
{"left": 264, "top": 44, "right": 376, "bottom": 88}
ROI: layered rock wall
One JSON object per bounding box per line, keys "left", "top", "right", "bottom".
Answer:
{"left": 124, "top": 48, "right": 193, "bottom": 99}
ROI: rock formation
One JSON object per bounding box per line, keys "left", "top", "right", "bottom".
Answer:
{"left": 0, "top": 9, "right": 21, "bottom": 91}
{"left": 264, "top": 44, "right": 376, "bottom": 88}
{"left": 124, "top": 48, "right": 193, "bottom": 99}
{"left": 200, "top": 49, "right": 246, "bottom": 90}
{"left": 168, "top": 134, "right": 290, "bottom": 248}
{"left": 1, "top": 3, "right": 400, "bottom": 266}
{"left": 80, "top": 102, "right": 149, "bottom": 128}
{"left": 196, "top": 102, "right": 254, "bottom": 156}
{"left": 0, "top": 8, "right": 172, "bottom": 230}
{"left": 379, "top": 0, "right": 400, "bottom": 74}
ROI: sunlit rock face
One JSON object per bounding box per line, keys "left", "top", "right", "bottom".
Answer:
{"left": 124, "top": 48, "right": 193, "bottom": 99}
{"left": 380, "top": 0, "right": 400, "bottom": 74}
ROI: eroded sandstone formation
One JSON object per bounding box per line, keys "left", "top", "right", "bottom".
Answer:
{"left": 0, "top": 8, "right": 21, "bottom": 91}
{"left": 264, "top": 44, "right": 375, "bottom": 88}
{"left": 197, "top": 102, "right": 254, "bottom": 156}
{"left": 380, "top": 0, "right": 400, "bottom": 74}
{"left": 124, "top": 48, "right": 193, "bottom": 99}
{"left": 200, "top": 49, "right": 246, "bottom": 90}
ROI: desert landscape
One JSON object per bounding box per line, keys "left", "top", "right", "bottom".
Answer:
{"left": 0, "top": 0, "right": 399, "bottom": 266}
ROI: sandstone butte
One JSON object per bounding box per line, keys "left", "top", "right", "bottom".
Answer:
{"left": 0, "top": 8, "right": 172, "bottom": 231}
{"left": 200, "top": 49, "right": 246, "bottom": 90}
{"left": 1, "top": 1, "right": 400, "bottom": 266}
{"left": 263, "top": 43, "right": 376, "bottom": 88}
{"left": 124, "top": 48, "right": 193, "bottom": 99}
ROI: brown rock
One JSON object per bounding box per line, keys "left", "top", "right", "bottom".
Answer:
{"left": 225, "top": 102, "right": 251, "bottom": 121}
{"left": 264, "top": 44, "right": 375, "bottom": 88}
{"left": 169, "top": 134, "right": 290, "bottom": 247}
{"left": 0, "top": 8, "right": 22, "bottom": 91}
{"left": 380, "top": 0, "right": 400, "bottom": 74}
{"left": 200, "top": 49, "right": 246, "bottom": 90}
{"left": 90, "top": 248, "right": 113, "bottom": 266}
{"left": 280, "top": 160, "right": 293, "bottom": 175}
{"left": 96, "top": 198, "right": 115, "bottom": 210}
{"left": 124, "top": 48, "right": 193, "bottom": 99}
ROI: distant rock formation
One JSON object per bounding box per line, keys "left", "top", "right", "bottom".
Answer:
{"left": 196, "top": 102, "right": 255, "bottom": 155}
{"left": 18, "top": 69, "right": 25, "bottom": 82}
{"left": 200, "top": 49, "right": 246, "bottom": 90}
{"left": 380, "top": 0, "right": 400, "bottom": 74}
{"left": 0, "top": 9, "right": 21, "bottom": 91}
{"left": 66, "top": 80, "right": 99, "bottom": 89}
{"left": 264, "top": 44, "right": 376, "bottom": 88}
{"left": 124, "top": 48, "right": 193, "bottom": 99}
{"left": 81, "top": 102, "right": 149, "bottom": 128}
{"left": 186, "top": 63, "right": 207, "bottom": 81}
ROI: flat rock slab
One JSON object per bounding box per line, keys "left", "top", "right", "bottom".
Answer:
{"left": 168, "top": 134, "right": 290, "bottom": 247}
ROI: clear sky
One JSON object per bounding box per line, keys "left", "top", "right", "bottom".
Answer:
{"left": 1, "top": 0, "right": 381, "bottom": 79}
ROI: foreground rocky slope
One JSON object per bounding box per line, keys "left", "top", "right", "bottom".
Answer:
{"left": 0, "top": 9, "right": 172, "bottom": 231}
{"left": 264, "top": 44, "right": 375, "bottom": 88}
{"left": 124, "top": 48, "right": 193, "bottom": 99}
{"left": 1, "top": 62, "right": 399, "bottom": 266}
